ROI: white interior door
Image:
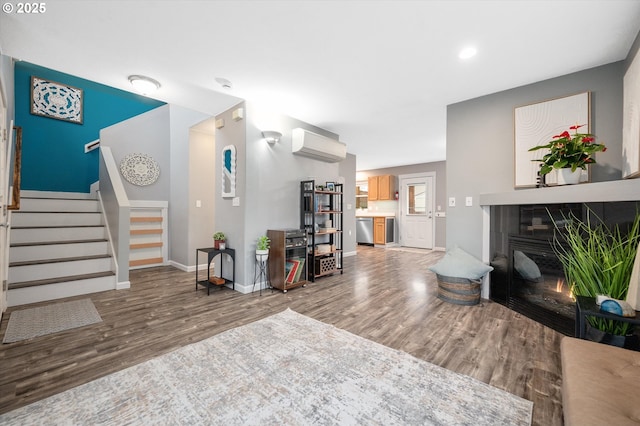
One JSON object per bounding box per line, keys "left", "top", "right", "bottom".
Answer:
{"left": 399, "top": 173, "right": 434, "bottom": 249}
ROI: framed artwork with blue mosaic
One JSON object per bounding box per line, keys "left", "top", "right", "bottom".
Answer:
{"left": 30, "top": 76, "right": 83, "bottom": 124}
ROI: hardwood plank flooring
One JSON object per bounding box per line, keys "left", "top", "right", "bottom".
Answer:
{"left": 0, "top": 246, "right": 564, "bottom": 425}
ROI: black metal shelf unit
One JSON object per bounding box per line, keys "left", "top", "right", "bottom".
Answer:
{"left": 300, "top": 180, "right": 344, "bottom": 282}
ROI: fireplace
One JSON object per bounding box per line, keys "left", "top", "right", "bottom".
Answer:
{"left": 488, "top": 200, "right": 640, "bottom": 336}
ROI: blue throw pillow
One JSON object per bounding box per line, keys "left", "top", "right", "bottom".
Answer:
{"left": 513, "top": 250, "right": 542, "bottom": 281}
{"left": 428, "top": 246, "right": 493, "bottom": 280}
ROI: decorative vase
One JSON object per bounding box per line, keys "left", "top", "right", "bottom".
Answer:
{"left": 256, "top": 249, "right": 269, "bottom": 262}
{"left": 214, "top": 239, "right": 225, "bottom": 249}
{"left": 556, "top": 168, "right": 582, "bottom": 185}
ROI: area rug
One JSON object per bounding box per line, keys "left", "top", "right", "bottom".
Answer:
{"left": 2, "top": 298, "right": 102, "bottom": 344}
{"left": 0, "top": 309, "right": 532, "bottom": 425}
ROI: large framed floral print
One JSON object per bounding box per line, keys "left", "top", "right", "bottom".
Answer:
{"left": 30, "top": 76, "right": 83, "bottom": 124}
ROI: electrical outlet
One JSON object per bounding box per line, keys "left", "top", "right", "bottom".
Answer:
{"left": 465, "top": 196, "right": 472, "bottom": 207}
{"left": 448, "top": 197, "right": 456, "bottom": 207}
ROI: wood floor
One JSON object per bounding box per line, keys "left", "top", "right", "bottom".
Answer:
{"left": 0, "top": 246, "right": 564, "bottom": 425}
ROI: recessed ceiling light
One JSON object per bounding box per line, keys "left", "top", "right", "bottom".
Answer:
{"left": 215, "top": 77, "right": 233, "bottom": 90}
{"left": 459, "top": 46, "right": 477, "bottom": 60}
{"left": 128, "top": 75, "right": 161, "bottom": 95}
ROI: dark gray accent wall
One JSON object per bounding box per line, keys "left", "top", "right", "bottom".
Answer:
{"left": 446, "top": 62, "right": 625, "bottom": 259}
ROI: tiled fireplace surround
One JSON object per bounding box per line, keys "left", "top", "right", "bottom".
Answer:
{"left": 480, "top": 179, "right": 640, "bottom": 335}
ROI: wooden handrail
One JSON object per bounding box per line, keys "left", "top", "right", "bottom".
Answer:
{"left": 8, "top": 126, "right": 21, "bottom": 211}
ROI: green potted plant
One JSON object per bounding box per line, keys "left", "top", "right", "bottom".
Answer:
{"left": 553, "top": 208, "right": 640, "bottom": 343}
{"left": 528, "top": 124, "right": 606, "bottom": 185}
{"left": 213, "top": 231, "right": 226, "bottom": 249}
{"left": 256, "top": 235, "right": 270, "bottom": 262}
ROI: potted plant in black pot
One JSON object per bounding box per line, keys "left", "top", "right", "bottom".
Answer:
{"left": 553, "top": 208, "right": 640, "bottom": 346}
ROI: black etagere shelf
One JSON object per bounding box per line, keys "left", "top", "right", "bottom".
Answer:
{"left": 300, "top": 180, "right": 344, "bottom": 282}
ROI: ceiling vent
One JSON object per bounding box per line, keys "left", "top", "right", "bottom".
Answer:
{"left": 291, "top": 128, "right": 347, "bottom": 163}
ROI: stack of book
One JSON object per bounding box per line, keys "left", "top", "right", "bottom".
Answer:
{"left": 285, "top": 257, "right": 306, "bottom": 284}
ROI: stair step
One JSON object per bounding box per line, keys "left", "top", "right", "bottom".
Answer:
{"left": 10, "top": 226, "right": 106, "bottom": 244}
{"left": 11, "top": 238, "right": 108, "bottom": 247}
{"left": 8, "top": 271, "right": 116, "bottom": 290}
{"left": 19, "top": 197, "right": 100, "bottom": 212}
{"left": 12, "top": 212, "right": 103, "bottom": 227}
{"left": 9, "top": 255, "right": 112, "bottom": 282}
{"left": 9, "top": 241, "right": 109, "bottom": 263}
{"left": 9, "top": 254, "right": 111, "bottom": 268}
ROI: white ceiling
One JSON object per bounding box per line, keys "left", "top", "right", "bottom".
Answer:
{"left": 2, "top": 0, "right": 640, "bottom": 170}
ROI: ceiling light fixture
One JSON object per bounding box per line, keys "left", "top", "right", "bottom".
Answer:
{"left": 458, "top": 46, "right": 477, "bottom": 60}
{"left": 262, "top": 131, "right": 282, "bottom": 144}
{"left": 215, "top": 77, "right": 233, "bottom": 90}
{"left": 128, "top": 75, "right": 161, "bottom": 95}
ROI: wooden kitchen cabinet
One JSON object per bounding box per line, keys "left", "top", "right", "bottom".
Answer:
{"left": 368, "top": 176, "right": 379, "bottom": 200}
{"left": 367, "top": 175, "right": 396, "bottom": 201}
{"left": 374, "top": 217, "right": 386, "bottom": 245}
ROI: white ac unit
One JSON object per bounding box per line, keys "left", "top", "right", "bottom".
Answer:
{"left": 291, "top": 128, "right": 347, "bottom": 163}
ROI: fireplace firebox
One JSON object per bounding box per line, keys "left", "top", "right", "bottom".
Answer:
{"left": 489, "top": 201, "right": 640, "bottom": 336}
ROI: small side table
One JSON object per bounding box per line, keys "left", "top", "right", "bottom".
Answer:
{"left": 253, "top": 253, "right": 272, "bottom": 295}
{"left": 196, "top": 247, "right": 235, "bottom": 295}
{"left": 575, "top": 295, "right": 640, "bottom": 338}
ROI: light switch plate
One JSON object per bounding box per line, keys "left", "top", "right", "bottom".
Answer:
{"left": 465, "top": 196, "right": 473, "bottom": 207}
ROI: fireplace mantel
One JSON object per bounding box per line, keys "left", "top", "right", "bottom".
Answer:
{"left": 479, "top": 178, "right": 640, "bottom": 206}
{"left": 479, "top": 178, "right": 640, "bottom": 300}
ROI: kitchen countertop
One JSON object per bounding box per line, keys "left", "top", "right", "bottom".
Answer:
{"left": 355, "top": 212, "right": 396, "bottom": 217}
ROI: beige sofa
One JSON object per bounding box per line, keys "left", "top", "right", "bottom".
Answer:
{"left": 561, "top": 337, "right": 640, "bottom": 425}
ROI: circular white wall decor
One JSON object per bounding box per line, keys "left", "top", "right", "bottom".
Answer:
{"left": 120, "top": 153, "right": 160, "bottom": 186}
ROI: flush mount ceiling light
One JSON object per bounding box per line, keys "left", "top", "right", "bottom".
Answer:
{"left": 215, "top": 77, "right": 233, "bottom": 90}
{"left": 128, "top": 75, "right": 161, "bottom": 95}
{"left": 458, "top": 46, "right": 477, "bottom": 60}
{"left": 262, "top": 131, "right": 282, "bottom": 144}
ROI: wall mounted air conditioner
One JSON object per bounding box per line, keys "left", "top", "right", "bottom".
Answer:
{"left": 291, "top": 128, "right": 347, "bottom": 163}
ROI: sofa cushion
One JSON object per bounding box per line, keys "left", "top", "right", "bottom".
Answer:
{"left": 428, "top": 246, "right": 493, "bottom": 280}
{"left": 561, "top": 337, "right": 640, "bottom": 426}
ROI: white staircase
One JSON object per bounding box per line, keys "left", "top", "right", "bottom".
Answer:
{"left": 7, "top": 191, "right": 116, "bottom": 306}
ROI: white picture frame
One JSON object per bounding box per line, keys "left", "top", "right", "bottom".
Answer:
{"left": 514, "top": 92, "right": 590, "bottom": 188}
{"left": 623, "top": 47, "right": 640, "bottom": 179}
{"left": 221, "top": 145, "right": 236, "bottom": 198}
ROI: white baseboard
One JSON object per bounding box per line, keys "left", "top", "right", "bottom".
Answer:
{"left": 169, "top": 260, "right": 190, "bottom": 272}
{"left": 116, "top": 280, "right": 131, "bottom": 290}
{"left": 434, "top": 246, "right": 446, "bottom": 251}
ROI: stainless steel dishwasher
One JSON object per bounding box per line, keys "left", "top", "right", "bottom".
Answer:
{"left": 356, "top": 217, "right": 373, "bottom": 245}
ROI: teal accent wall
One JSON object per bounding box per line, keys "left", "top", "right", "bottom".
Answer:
{"left": 15, "top": 62, "right": 165, "bottom": 193}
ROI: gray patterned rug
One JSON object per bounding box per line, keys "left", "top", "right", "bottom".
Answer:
{"left": 0, "top": 309, "right": 532, "bottom": 425}
{"left": 2, "top": 298, "right": 102, "bottom": 344}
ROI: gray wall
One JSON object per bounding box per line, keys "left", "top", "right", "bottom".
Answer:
{"left": 357, "top": 161, "right": 447, "bottom": 248}
{"left": 168, "top": 105, "right": 212, "bottom": 267}
{"left": 446, "top": 62, "right": 626, "bottom": 259}
{"left": 101, "top": 104, "right": 212, "bottom": 268}
{"left": 188, "top": 125, "right": 217, "bottom": 265}
{"left": 340, "top": 153, "right": 357, "bottom": 255}
{"left": 214, "top": 102, "right": 356, "bottom": 291}
{"left": 100, "top": 106, "right": 172, "bottom": 200}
